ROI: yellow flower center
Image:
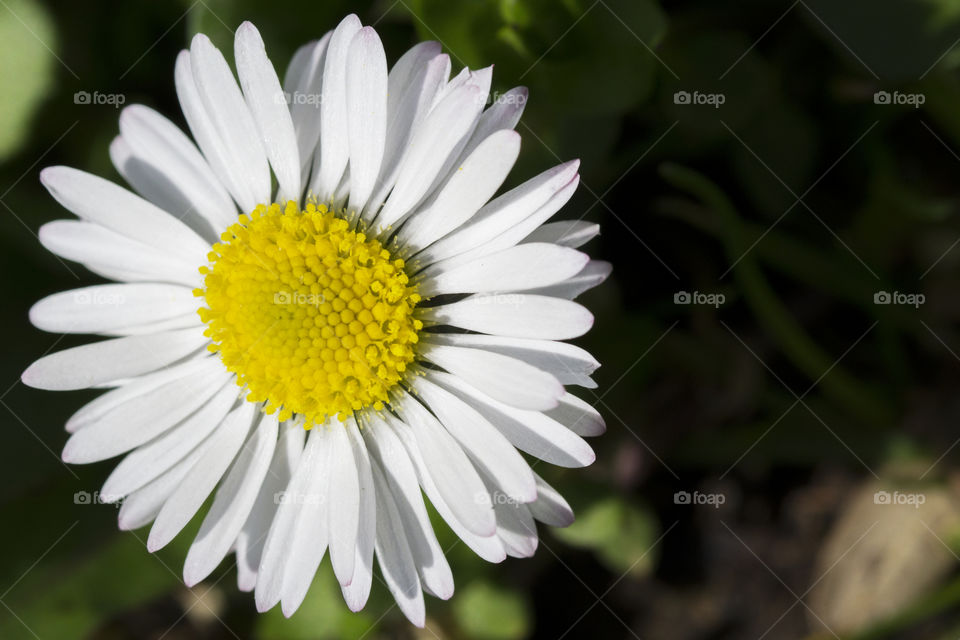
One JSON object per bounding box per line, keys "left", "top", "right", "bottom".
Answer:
{"left": 196, "top": 201, "right": 422, "bottom": 427}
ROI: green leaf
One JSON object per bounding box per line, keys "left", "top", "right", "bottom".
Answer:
{"left": 554, "top": 496, "right": 659, "bottom": 577}
{"left": 453, "top": 580, "right": 531, "bottom": 640}
{"left": 0, "top": 0, "right": 57, "bottom": 161}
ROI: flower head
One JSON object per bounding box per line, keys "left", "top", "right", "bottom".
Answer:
{"left": 23, "top": 15, "right": 609, "bottom": 625}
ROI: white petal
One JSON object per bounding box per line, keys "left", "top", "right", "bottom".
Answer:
{"left": 430, "top": 371, "right": 596, "bottom": 467}
{"left": 255, "top": 424, "right": 324, "bottom": 612}
{"left": 29, "top": 284, "right": 198, "bottom": 335}
{"left": 117, "top": 104, "right": 237, "bottom": 231}
{"left": 190, "top": 33, "right": 271, "bottom": 208}
{"left": 340, "top": 419, "right": 376, "bottom": 610}
{"left": 118, "top": 436, "right": 214, "bottom": 531}
{"left": 101, "top": 380, "right": 239, "bottom": 498}
{"left": 424, "top": 332, "right": 599, "bottom": 387}
{"left": 38, "top": 220, "right": 201, "bottom": 287}
{"left": 284, "top": 34, "right": 332, "bottom": 176}
{"left": 452, "top": 86, "right": 528, "bottom": 167}
{"left": 412, "top": 376, "right": 538, "bottom": 502}
{"left": 184, "top": 412, "right": 278, "bottom": 585}
{"left": 22, "top": 327, "right": 209, "bottom": 392}
{"left": 397, "top": 129, "right": 520, "bottom": 254}
{"left": 420, "top": 242, "right": 589, "bottom": 297}
{"left": 310, "top": 14, "right": 362, "bottom": 201}
{"left": 379, "top": 413, "right": 505, "bottom": 563}
{"left": 546, "top": 392, "right": 606, "bottom": 437}
{"left": 420, "top": 342, "right": 562, "bottom": 411}
{"left": 235, "top": 22, "right": 301, "bottom": 204}
{"left": 528, "top": 472, "right": 575, "bottom": 527}
{"left": 365, "top": 51, "right": 450, "bottom": 218}
{"left": 374, "top": 82, "right": 486, "bottom": 228}
{"left": 39, "top": 166, "right": 210, "bottom": 264}
{"left": 424, "top": 294, "right": 593, "bottom": 340}
{"left": 147, "top": 401, "right": 257, "bottom": 551}
{"left": 61, "top": 358, "right": 229, "bottom": 464}
{"left": 486, "top": 480, "right": 538, "bottom": 558}
{"left": 327, "top": 419, "right": 360, "bottom": 587}
{"left": 524, "top": 260, "right": 611, "bottom": 300}
{"left": 371, "top": 459, "right": 425, "bottom": 627}
{"left": 417, "top": 160, "right": 579, "bottom": 265}
{"left": 345, "top": 26, "right": 387, "bottom": 213}
{"left": 279, "top": 426, "right": 333, "bottom": 617}
{"left": 236, "top": 420, "right": 305, "bottom": 592}
{"left": 362, "top": 415, "right": 453, "bottom": 598}
{"left": 524, "top": 220, "right": 599, "bottom": 248}
{"left": 393, "top": 394, "right": 497, "bottom": 536}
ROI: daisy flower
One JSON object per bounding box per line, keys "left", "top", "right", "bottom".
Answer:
{"left": 22, "top": 15, "right": 609, "bottom": 625}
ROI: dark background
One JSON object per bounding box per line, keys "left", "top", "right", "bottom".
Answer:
{"left": 3, "top": 0, "right": 960, "bottom": 638}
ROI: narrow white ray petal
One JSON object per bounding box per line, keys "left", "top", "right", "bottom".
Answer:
{"left": 528, "top": 472, "right": 575, "bottom": 527}
{"left": 416, "top": 160, "right": 579, "bottom": 265}
{"left": 546, "top": 392, "right": 606, "bottom": 437}
{"left": 147, "top": 401, "right": 257, "bottom": 551}
{"left": 430, "top": 371, "right": 596, "bottom": 468}
{"left": 310, "top": 14, "right": 362, "bottom": 201}
{"left": 176, "top": 51, "right": 257, "bottom": 211}
{"left": 101, "top": 313, "right": 203, "bottom": 338}
{"left": 236, "top": 420, "right": 305, "bottom": 592}
{"left": 235, "top": 22, "right": 301, "bottom": 204}
{"left": 62, "top": 359, "right": 228, "bottom": 465}
{"left": 118, "top": 104, "right": 237, "bottom": 231}
{"left": 370, "top": 460, "right": 425, "bottom": 627}
{"left": 38, "top": 220, "right": 201, "bottom": 287}
{"left": 118, "top": 434, "right": 216, "bottom": 531}
{"left": 345, "top": 26, "right": 387, "bottom": 213}
{"left": 524, "top": 220, "right": 600, "bottom": 248}
{"left": 411, "top": 376, "right": 538, "bottom": 501}
{"left": 327, "top": 419, "right": 360, "bottom": 586}
{"left": 424, "top": 294, "right": 593, "bottom": 340}
{"left": 420, "top": 342, "right": 562, "bottom": 411}
{"left": 22, "top": 327, "right": 209, "bottom": 392}
{"left": 364, "top": 52, "right": 450, "bottom": 219}
{"left": 483, "top": 473, "right": 538, "bottom": 558}
{"left": 340, "top": 418, "right": 376, "bottom": 610}
{"left": 523, "top": 260, "right": 612, "bottom": 300}
{"left": 190, "top": 33, "right": 271, "bottom": 208}
{"left": 397, "top": 129, "right": 520, "bottom": 254}
{"left": 279, "top": 426, "right": 333, "bottom": 617}
{"left": 362, "top": 415, "right": 453, "bottom": 598}
{"left": 184, "top": 411, "right": 278, "bottom": 586}
{"left": 255, "top": 424, "right": 324, "bottom": 612}
{"left": 423, "top": 333, "right": 600, "bottom": 387}
{"left": 39, "top": 166, "right": 210, "bottom": 265}
{"left": 374, "top": 83, "right": 485, "bottom": 228}
{"left": 380, "top": 413, "right": 506, "bottom": 563}
{"left": 101, "top": 380, "right": 238, "bottom": 498}
{"left": 420, "top": 243, "right": 589, "bottom": 298}
{"left": 29, "top": 284, "right": 198, "bottom": 335}
{"left": 65, "top": 354, "right": 214, "bottom": 432}
{"left": 393, "top": 393, "right": 497, "bottom": 536}
{"left": 284, "top": 35, "right": 332, "bottom": 180}
{"left": 452, "top": 86, "right": 528, "bottom": 167}
{"left": 110, "top": 136, "right": 217, "bottom": 243}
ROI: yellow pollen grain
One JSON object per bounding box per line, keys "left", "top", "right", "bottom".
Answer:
{"left": 195, "top": 201, "right": 422, "bottom": 428}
